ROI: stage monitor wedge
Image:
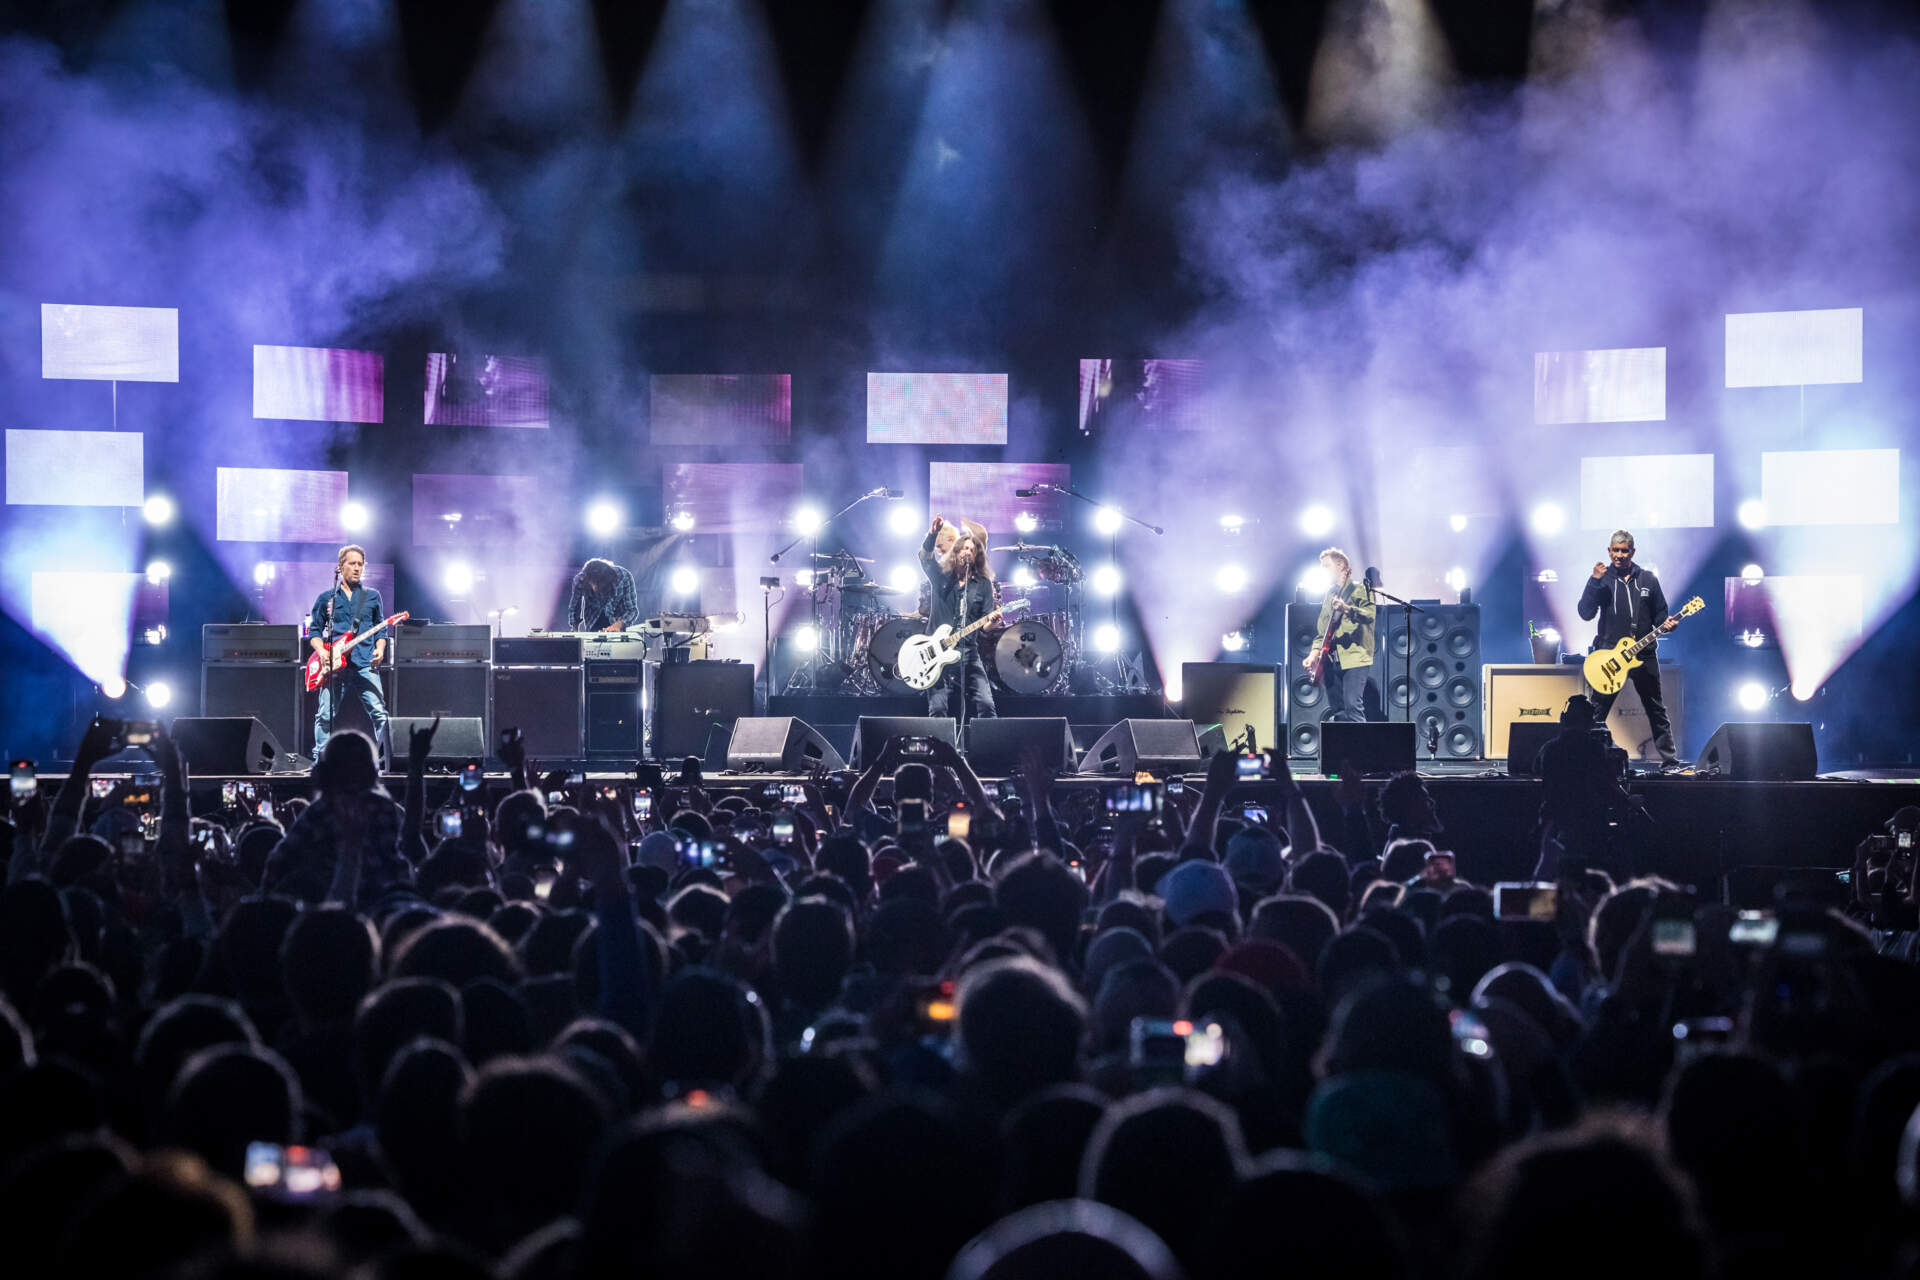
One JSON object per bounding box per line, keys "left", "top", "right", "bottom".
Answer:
{"left": 965, "top": 718, "right": 1074, "bottom": 776}
{"left": 1077, "top": 719, "right": 1202, "bottom": 776}
{"left": 1697, "top": 722, "right": 1817, "bottom": 781}
{"left": 1321, "top": 721, "right": 1416, "bottom": 779}
{"left": 853, "top": 716, "right": 959, "bottom": 770}
{"left": 727, "top": 717, "right": 847, "bottom": 773}
{"left": 170, "top": 717, "right": 285, "bottom": 777}
{"left": 390, "top": 716, "right": 486, "bottom": 766}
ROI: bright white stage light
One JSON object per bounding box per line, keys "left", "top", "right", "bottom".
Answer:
{"left": 143, "top": 494, "right": 175, "bottom": 526}
{"left": 793, "top": 506, "right": 824, "bottom": 536}
{"left": 1091, "top": 564, "right": 1122, "bottom": 596}
{"left": 889, "top": 564, "right": 917, "bottom": 592}
{"left": 1014, "top": 511, "right": 1039, "bottom": 534}
{"left": 1093, "top": 506, "right": 1123, "bottom": 536}
{"left": 340, "top": 501, "right": 369, "bottom": 533}
{"left": 670, "top": 510, "right": 697, "bottom": 533}
{"left": 100, "top": 676, "right": 127, "bottom": 700}
{"left": 145, "top": 680, "right": 173, "bottom": 709}
{"left": 1737, "top": 499, "right": 1768, "bottom": 530}
{"left": 889, "top": 505, "right": 920, "bottom": 536}
{"left": 252, "top": 562, "right": 276, "bottom": 586}
{"left": 1012, "top": 565, "right": 1037, "bottom": 589}
{"left": 143, "top": 625, "right": 167, "bottom": 645}
{"left": 1093, "top": 623, "right": 1121, "bottom": 653}
{"left": 1535, "top": 569, "right": 1560, "bottom": 584}
{"left": 794, "top": 625, "right": 818, "bottom": 653}
{"left": 1538, "top": 627, "right": 1561, "bottom": 645}
{"left": 1738, "top": 628, "right": 1766, "bottom": 648}
{"left": 1741, "top": 563, "right": 1764, "bottom": 584}
{"left": 1219, "top": 513, "right": 1245, "bottom": 533}
{"left": 669, "top": 566, "right": 699, "bottom": 596}
{"left": 1449, "top": 513, "right": 1468, "bottom": 533}
{"left": 1790, "top": 680, "right": 1819, "bottom": 702}
{"left": 444, "top": 562, "right": 474, "bottom": 595}
{"left": 1299, "top": 505, "right": 1334, "bottom": 537}
{"left": 1736, "top": 681, "right": 1769, "bottom": 713}
{"left": 586, "top": 500, "right": 622, "bottom": 536}
{"left": 1221, "top": 630, "right": 1248, "bottom": 652}
{"left": 794, "top": 568, "right": 814, "bottom": 588}
{"left": 1530, "top": 502, "right": 1566, "bottom": 536}
{"left": 1300, "top": 565, "right": 1332, "bottom": 597}
{"left": 145, "top": 561, "right": 171, "bottom": 585}
{"left": 1215, "top": 564, "right": 1248, "bottom": 594}
{"left": 1445, "top": 567, "right": 1468, "bottom": 593}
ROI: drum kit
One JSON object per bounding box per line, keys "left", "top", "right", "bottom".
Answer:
{"left": 786, "top": 544, "right": 1085, "bottom": 697}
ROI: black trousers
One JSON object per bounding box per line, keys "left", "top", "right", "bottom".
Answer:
{"left": 928, "top": 646, "right": 997, "bottom": 724}
{"left": 1588, "top": 657, "right": 1678, "bottom": 764}
{"left": 1322, "top": 661, "right": 1374, "bottom": 722}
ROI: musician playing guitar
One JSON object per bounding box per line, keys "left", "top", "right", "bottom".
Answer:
{"left": 309, "top": 544, "right": 391, "bottom": 764}
{"left": 1578, "top": 529, "right": 1679, "bottom": 768}
{"left": 1304, "top": 546, "right": 1379, "bottom": 722}
{"left": 919, "top": 514, "right": 1001, "bottom": 725}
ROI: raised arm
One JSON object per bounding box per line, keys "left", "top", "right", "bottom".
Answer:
{"left": 400, "top": 717, "right": 438, "bottom": 866}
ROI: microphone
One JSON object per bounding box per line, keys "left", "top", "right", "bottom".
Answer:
{"left": 1014, "top": 488, "right": 1036, "bottom": 497}
{"left": 769, "top": 551, "right": 783, "bottom": 564}
{"left": 865, "top": 487, "right": 904, "bottom": 499}
{"left": 1364, "top": 566, "right": 1381, "bottom": 591}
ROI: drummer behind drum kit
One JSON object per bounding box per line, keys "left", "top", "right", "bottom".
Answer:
{"left": 795, "top": 542, "right": 1084, "bottom": 698}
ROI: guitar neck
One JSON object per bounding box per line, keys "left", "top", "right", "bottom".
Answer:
{"left": 950, "top": 601, "right": 1026, "bottom": 644}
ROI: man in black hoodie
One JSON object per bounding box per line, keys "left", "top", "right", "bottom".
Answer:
{"left": 1577, "top": 529, "right": 1679, "bottom": 767}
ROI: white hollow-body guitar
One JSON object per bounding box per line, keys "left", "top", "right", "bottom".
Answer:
{"left": 896, "top": 599, "right": 1031, "bottom": 692}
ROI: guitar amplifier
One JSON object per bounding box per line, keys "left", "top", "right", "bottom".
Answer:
{"left": 1483, "top": 664, "right": 1684, "bottom": 763}
{"left": 491, "top": 665, "right": 583, "bottom": 759}
{"left": 202, "top": 623, "right": 302, "bottom": 663}
{"left": 494, "top": 635, "right": 583, "bottom": 665}
{"left": 395, "top": 624, "right": 492, "bottom": 663}
{"left": 586, "top": 660, "right": 643, "bottom": 756}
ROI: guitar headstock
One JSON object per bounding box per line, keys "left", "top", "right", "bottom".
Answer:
{"left": 1674, "top": 596, "right": 1704, "bottom": 620}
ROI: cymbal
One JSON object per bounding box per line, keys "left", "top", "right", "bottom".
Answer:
{"left": 808, "top": 552, "right": 874, "bottom": 562}
{"left": 993, "top": 542, "right": 1060, "bottom": 554}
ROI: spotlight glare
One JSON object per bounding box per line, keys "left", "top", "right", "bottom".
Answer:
{"left": 1215, "top": 564, "right": 1248, "bottom": 594}
{"left": 1741, "top": 563, "right": 1764, "bottom": 584}
{"left": 889, "top": 564, "right": 917, "bottom": 592}
{"left": 889, "top": 505, "right": 920, "bottom": 536}
{"left": 793, "top": 506, "right": 824, "bottom": 536}
{"left": 669, "top": 566, "right": 699, "bottom": 596}
{"left": 143, "top": 625, "right": 167, "bottom": 645}
{"left": 1091, "top": 564, "right": 1122, "bottom": 596}
{"left": 1011, "top": 565, "right": 1037, "bottom": 589}
{"left": 1299, "top": 504, "right": 1335, "bottom": 537}
{"left": 1737, "top": 499, "right": 1768, "bottom": 530}
{"left": 1014, "top": 511, "right": 1039, "bottom": 534}
{"left": 1448, "top": 513, "right": 1468, "bottom": 533}
{"left": 795, "top": 569, "right": 814, "bottom": 587}
{"left": 145, "top": 560, "right": 171, "bottom": 585}
{"left": 1535, "top": 569, "right": 1560, "bottom": 584}
{"left": 252, "top": 561, "right": 276, "bottom": 586}
{"left": 444, "top": 562, "right": 474, "bottom": 595}
{"left": 1738, "top": 628, "right": 1767, "bottom": 648}
{"left": 1093, "top": 623, "right": 1121, "bottom": 653}
{"left": 1735, "top": 681, "right": 1769, "bottom": 713}
{"left": 1221, "top": 630, "right": 1248, "bottom": 652}
{"left": 1790, "top": 680, "right": 1818, "bottom": 702}
{"left": 586, "top": 500, "right": 622, "bottom": 536}
{"left": 1092, "top": 506, "right": 1123, "bottom": 535}
{"left": 1300, "top": 565, "right": 1332, "bottom": 597}
{"left": 1530, "top": 502, "right": 1566, "bottom": 536}
{"left": 794, "top": 625, "right": 818, "bottom": 653}
{"left": 1218, "top": 513, "right": 1245, "bottom": 533}
{"left": 142, "top": 494, "right": 175, "bottom": 525}
{"left": 1445, "top": 566, "right": 1468, "bottom": 593}
{"left": 340, "top": 501, "right": 369, "bottom": 532}
{"left": 145, "top": 680, "right": 173, "bottom": 709}
{"left": 1539, "top": 627, "right": 1561, "bottom": 645}
{"left": 100, "top": 676, "right": 127, "bottom": 700}
{"left": 670, "top": 509, "right": 697, "bottom": 533}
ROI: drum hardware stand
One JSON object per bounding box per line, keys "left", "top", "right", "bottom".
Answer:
{"left": 1023, "top": 482, "right": 1161, "bottom": 695}
{"left": 759, "top": 576, "right": 782, "bottom": 712}
{"left": 769, "top": 489, "right": 897, "bottom": 693}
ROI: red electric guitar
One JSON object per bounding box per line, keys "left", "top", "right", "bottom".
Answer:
{"left": 305, "top": 611, "right": 409, "bottom": 692}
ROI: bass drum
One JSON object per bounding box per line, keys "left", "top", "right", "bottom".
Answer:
{"left": 863, "top": 616, "right": 931, "bottom": 697}
{"left": 986, "top": 618, "right": 1066, "bottom": 695}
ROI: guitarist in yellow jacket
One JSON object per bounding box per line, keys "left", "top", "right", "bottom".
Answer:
{"left": 1577, "top": 529, "right": 1679, "bottom": 768}
{"left": 1307, "top": 547, "right": 1378, "bottom": 722}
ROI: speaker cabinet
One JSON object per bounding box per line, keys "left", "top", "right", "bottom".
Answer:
{"left": 491, "top": 666, "right": 582, "bottom": 759}
{"left": 202, "top": 664, "right": 302, "bottom": 762}
{"left": 726, "top": 717, "right": 848, "bottom": 772}
{"left": 1284, "top": 604, "right": 1331, "bottom": 760}
{"left": 170, "top": 717, "right": 285, "bottom": 776}
{"left": 1182, "top": 662, "right": 1279, "bottom": 757}
{"left": 1320, "top": 721, "right": 1416, "bottom": 778}
{"left": 1503, "top": 721, "right": 1563, "bottom": 778}
{"left": 853, "top": 716, "right": 958, "bottom": 769}
{"left": 394, "top": 664, "right": 490, "bottom": 739}
{"left": 586, "top": 660, "right": 642, "bottom": 757}
{"left": 964, "top": 718, "right": 1075, "bottom": 776}
{"left": 1697, "top": 722, "right": 1817, "bottom": 780}
{"left": 1483, "top": 665, "right": 1686, "bottom": 764}
{"left": 390, "top": 716, "right": 487, "bottom": 766}
{"left": 1383, "top": 602, "right": 1482, "bottom": 760}
{"left": 655, "top": 661, "right": 755, "bottom": 764}
{"left": 1077, "top": 719, "right": 1202, "bottom": 776}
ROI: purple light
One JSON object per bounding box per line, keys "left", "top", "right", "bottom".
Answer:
{"left": 412, "top": 473, "right": 542, "bottom": 546}
{"left": 929, "top": 462, "right": 1070, "bottom": 537}
{"left": 1077, "top": 359, "right": 1212, "bottom": 433}
{"left": 216, "top": 468, "right": 349, "bottom": 542}
{"left": 665, "top": 463, "right": 805, "bottom": 535}
{"left": 253, "top": 345, "right": 384, "bottom": 423}
{"left": 867, "top": 373, "right": 1008, "bottom": 444}
{"left": 651, "top": 374, "right": 791, "bottom": 445}
{"left": 424, "top": 353, "right": 550, "bottom": 427}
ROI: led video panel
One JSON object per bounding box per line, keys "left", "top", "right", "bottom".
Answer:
{"left": 928, "top": 462, "right": 1070, "bottom": 537}
{"left": 1078, "top": 359, "right": 1212, "bottom": 433}
{"left": 1759, "top": 449, "right": 1899, "bottom": 526}
{"left": 651, "top": 374, "right": 792, "bottom": 445}
{"left": 1579, "top": 453, "right": 1714, "bottom": 529}
{"left": 256, "top": 560, "right": 396, "bottom": 626}
{"left": 1726, "top": 308, "right": 1863, "bottom": 387}
{"left": 423, "top": 353, "right": 550, "bottom": 427}
{"left": 41, "top": 304, "right": 179, "bottom": 382}
{"left": 866, "top": 372, "right": 1008, "bottom": 444}
{"left": 216, "top": 468, "right": 349, "bottom": 542}
{"left": 412, "top": 473, "right": 542, "bottom": 546}
{"left": 664, "top": 463, "right": 804, "bottom": 535}
{"left": 6, "top": 429, "right": 144, "bottom": 507}
{"left": 253, "top": 345, "right": 385, "bottom": 423}
{"left": 1534, "top": 348, "right": 1666, "bottom": 424}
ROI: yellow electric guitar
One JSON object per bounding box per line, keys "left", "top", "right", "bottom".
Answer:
{"left": 1583, "top": 595, "right": 1704, "bottom": 696}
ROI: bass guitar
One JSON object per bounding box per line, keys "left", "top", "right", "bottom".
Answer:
{"left": 897, "top": 600, "right": 1031, "bottom": 692}
{"left": 1302, "top": 598, "right": 1346, "bottom": 684}
{"left": 305, "top": 611, "right": 410, "bottom": 692}
{"left": 1582, "top": 596, "right": 1703, "bottom": 696}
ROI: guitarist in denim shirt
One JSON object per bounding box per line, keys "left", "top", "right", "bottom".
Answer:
{"left": 919, "top": 515, "right": 1001, "bottom": 724}
{"left": 309, "top": 544, "right": 391, "bottom": 764}
{"left": 1577, "top": 529, "right": 1678, "bottom": 767}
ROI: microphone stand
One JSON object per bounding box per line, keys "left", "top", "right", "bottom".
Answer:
{"left": 1366, "top": 582, "right": 1426, "bottom": 728}
{"left": 1023, "top": 483, "right": 1161, "bottom": 694}
{"left": 769, "top": 489, "right": 894, "bottom": 692}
